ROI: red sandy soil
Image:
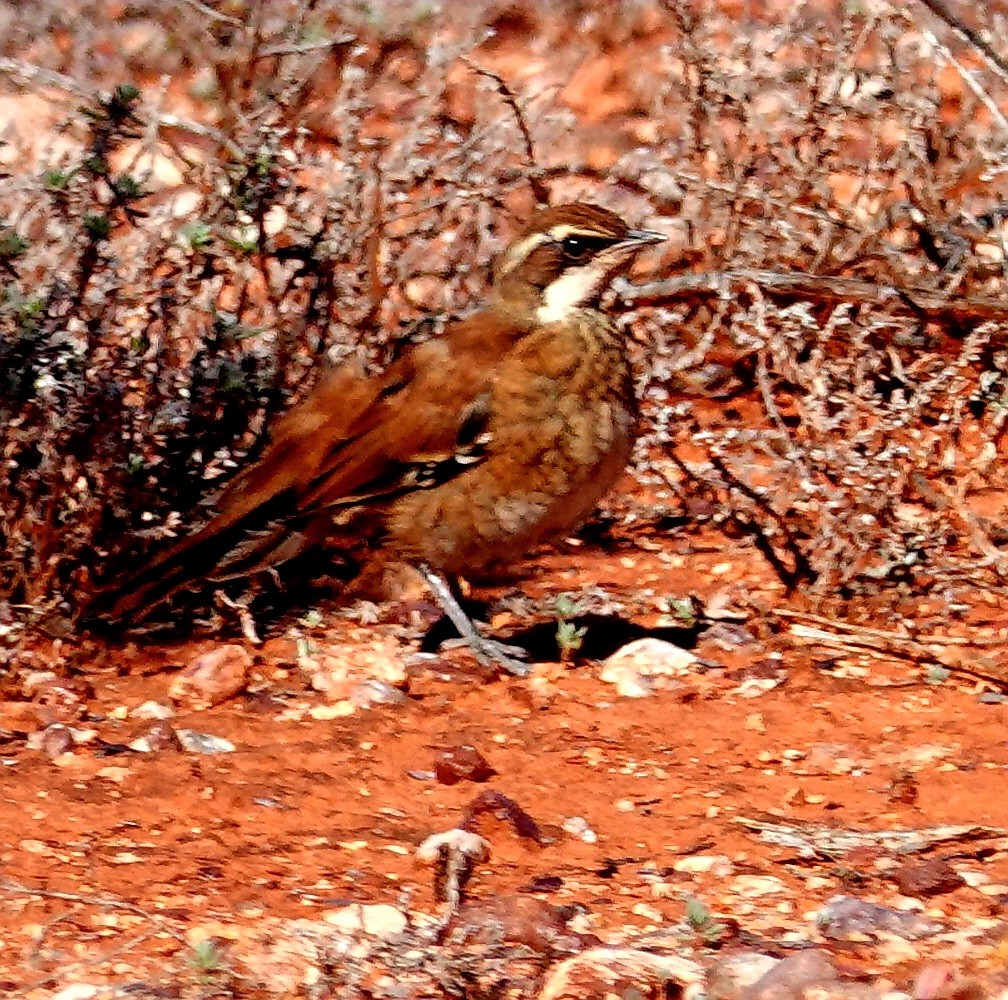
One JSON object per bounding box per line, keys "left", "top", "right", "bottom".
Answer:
{"left": 2, "top": 2, "right": 1008, "bottom": 996}
{"left": 2, "top": 471, "right": 1007, "bottom": 996}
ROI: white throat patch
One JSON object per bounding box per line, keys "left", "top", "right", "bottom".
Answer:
{"left": 536, "top": 265, "right": 606, "bottom": 324}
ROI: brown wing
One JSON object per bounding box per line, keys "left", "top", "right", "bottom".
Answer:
{"left": 84, "top": 307, "right": 524, "bottom": 626}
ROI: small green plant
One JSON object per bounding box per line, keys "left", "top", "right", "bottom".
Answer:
{"left": 295, "top": 634, "right": 321, "bottom": 660}
{"left": 2, "top": 290, "right": 42, "bottom": 336}
{"left": 42, "top": 169, "right": 72, "bottom": 190}
{"left": 301, "top": 608, "right": 323, "bottom": 628}
{"left": 684, "top": 896, "right": 728, "bottom": 946}
{"left": 82, "top": 213, "right": 113, "bottom": 241}
{"left": 211, "top": 310, "right": 265, "bottom": 343}
{"left": 228, "top": 225, "right": 260, "bottom": 253}
{"left": 181, "top": 220, "right": 213, "bottom": 250}
{"left": 0, "top": 228, "right": 28, "bottom": 261}
{"left": 188, "top": 938, "right": 225, "bottom": 981}
{"left": 110, "top": 174, "right": 144, "bottom": 200}
{"left": 662, "top": 596, "right": 696, "bottom": 627}
{"left": 555, "top": 594, "right": 587, "bottom": 661}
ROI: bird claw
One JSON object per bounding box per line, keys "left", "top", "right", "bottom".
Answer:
{"left": 419, "top": 565, "right": 533, "bottom": 678}
{"left": 468, "top": 637, "right": 532, "bottom": 677}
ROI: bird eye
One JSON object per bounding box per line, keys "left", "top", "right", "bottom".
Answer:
{"left": 558, "top": 233, "right": 615, "bottom": 260}
{"left": 560, "top": 235, "right": 590, "bottom": 258}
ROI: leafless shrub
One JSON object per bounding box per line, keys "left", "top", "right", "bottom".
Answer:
{"left": 631, "top": 0, "right": 1008, "bottom": 610}
{"left": 0, "top": 0, "right": 578, "bottom": 618}
{"left": 1, "top": 0, "right": 1008, "bottom": 636}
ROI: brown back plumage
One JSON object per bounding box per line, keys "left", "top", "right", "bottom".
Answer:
{"left": 85, "top": 307, "right": 528, "bottom": 625}
{"left": 84, "top": 202, "right": 661, "bottom": 628}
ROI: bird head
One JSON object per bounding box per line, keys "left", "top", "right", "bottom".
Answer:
{"left": 493, "top": 202, "right": 666, "bottom": 324}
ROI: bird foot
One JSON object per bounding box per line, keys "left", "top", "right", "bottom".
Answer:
{"left": 466, "top": 636, "right": 531, "bottom": 677}
{"left": 419, "top": 565, "right": 532, "bottom": 678}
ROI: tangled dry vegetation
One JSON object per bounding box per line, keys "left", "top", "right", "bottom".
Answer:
{"left": 1, "top": 0, "right": 1007, "bottom": 643}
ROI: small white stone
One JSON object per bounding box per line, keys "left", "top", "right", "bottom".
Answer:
{"left": 602, "top": 637, "right": 698, "bottom": 676}
{"left": 323, "top": 903, "right": 407, "bottom": 938}
{"left": 674, "top": 854, "right": 734, "bottom": 877}
{"left": 631, "top": 902, "right": 663, "bottom": 922}
{"left": 731, "top": 874, "right": 786, "bottom": 897}
{"left": 50, "top": 987, "right": 102, "bottom": 1000}
{"left": 958, "top": 869, "right": 989, "bottom": 888}
{"left": 132, "top": 700, "right": 174, "bottom": 721}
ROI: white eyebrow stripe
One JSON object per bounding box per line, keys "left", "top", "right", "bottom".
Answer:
{"left": 496, "top": 231, "right": 550, "bottom": 278}
{"left": 497, "top": 224, "right": 622, "bottom": 279}
{"left": 544, "top": 224, "right": 609, "bottom": 241}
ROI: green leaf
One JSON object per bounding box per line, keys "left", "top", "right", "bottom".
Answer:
{"left": 555, "top": 594, "right": 582, "bottom": 620}
{"left": 42, "top": 169, "right": 71, "bottom": 190}
{"left": 556, "top": 619, "right": 587, "bottom": 657}
{"left": 180, "top": 220, "right": 213, "bottom": 249}
{"left": 83, "top": 214, "right": 113, "bottom": 240}
{"left": 0, "top": 229, "right": 28, "bottom": 259}
{"left": 664, "top": 596, "right": 695, "bottom": 626}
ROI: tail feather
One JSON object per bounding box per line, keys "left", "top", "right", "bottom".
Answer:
{"left": 82, "top": 517, "right": 253, "bottom": 628}
{"left": 82, "top": 501, "right": 385, "bottom": 630}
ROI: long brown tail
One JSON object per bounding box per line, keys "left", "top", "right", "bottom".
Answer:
{"left": 82, "top": 499, "right": 381, "bottom": 630}
{"left": 80, "top": 516, "right": 272, "bottom": 628}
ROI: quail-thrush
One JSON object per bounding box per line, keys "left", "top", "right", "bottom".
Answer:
{"left": 86, "top": 202, "right": 666, "bottom": 673}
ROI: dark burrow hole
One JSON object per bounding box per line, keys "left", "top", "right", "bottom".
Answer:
{"left": 421, "top": 609, "right": 706, "bottom": 663}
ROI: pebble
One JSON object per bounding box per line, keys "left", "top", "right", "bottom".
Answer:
{"left": 539, "top": 947, "right": 702, "bottom": 1000}
{"left": 631, "top": 901, "right": 663, "bottom": 922}
{"left": 434, "top": 745, "right": 495, "bottom": 786}
{"left": 737, "top": 950, "right": 837, "bottom": 999}
{"left": 599, "top": 637, "right": 702, "bottom": 696}
{"left": 814, "top": 894, "right": 944, "bottom": 941}
{"left": 168, "top": 644, "right": 251, "bottom": 710}
{"left": 323, "top": 903, "right": 407, "bottom": 938}
{"left": 129, "top": 722, "right": 182, "bottom": 753}
{"left": 674, "top": 854, "right": 734, "bottom": 877}
{"left": 131, "top": 700, "right": 174, "bottom": 721}
{"left": 731, "top": 875, "right": 786, "bottom": 897}
{"left": 30, "top": 723, "right": 74, "bottom": 758}
{"left": 602, "top": 637, "right": 699, "bottom": 676}
{"left": 707, "top": 951, "right": 780, "bottom": 999}
{"left": 891, "top": 858, "right": 965, "bottom": 898}
{"left": 174, "top": 729, "right": 236, "bottom": 755}
{"left": 350, "top": 679, "right": 407, "bottom": 708}
{"left": 561, "top": 816, "right": 598, "bottom": 843}
{"left": 50, "top": 987, "right": 101, "bottom": 1000}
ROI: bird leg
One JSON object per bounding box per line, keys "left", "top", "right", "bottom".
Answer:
{"left": 213, "top": 589, "right": 263, "bottom": 646}
{"left": 418, "top": 565, "right": 531, "bottom": 677}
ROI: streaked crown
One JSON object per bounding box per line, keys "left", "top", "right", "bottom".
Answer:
{"left": 493, "top": 203, "right": 665, "bottom": 323}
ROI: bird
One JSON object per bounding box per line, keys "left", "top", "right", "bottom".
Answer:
{"left": 84, "top": 202, "right": 666, "bottom": 674}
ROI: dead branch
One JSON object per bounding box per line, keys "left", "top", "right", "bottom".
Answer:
{"left": 0, "top": 877, "right": 188, "bottom": 944}
{"left": 777, "top": 608, "right": 1008, "bottom": 691}
{"left": 735, "top": 816, "right": 1008, "bottom": 857}
{"left": 707, "top": 452, "right": 817, "bottom": 593}
{"left": 616, "top": 268, "right": 1008, "bottom": 328}
{"left": 914, "top": 0, "right": 1008, "bottom": 85}
{"left": 0, "top": 56, "right": 242, "bottom": 157}
{"left": 655, "top": 446, "right": 817, "bottom": 593}
{"left": 463, "top": 58, "right": 550, "bottom": 207}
